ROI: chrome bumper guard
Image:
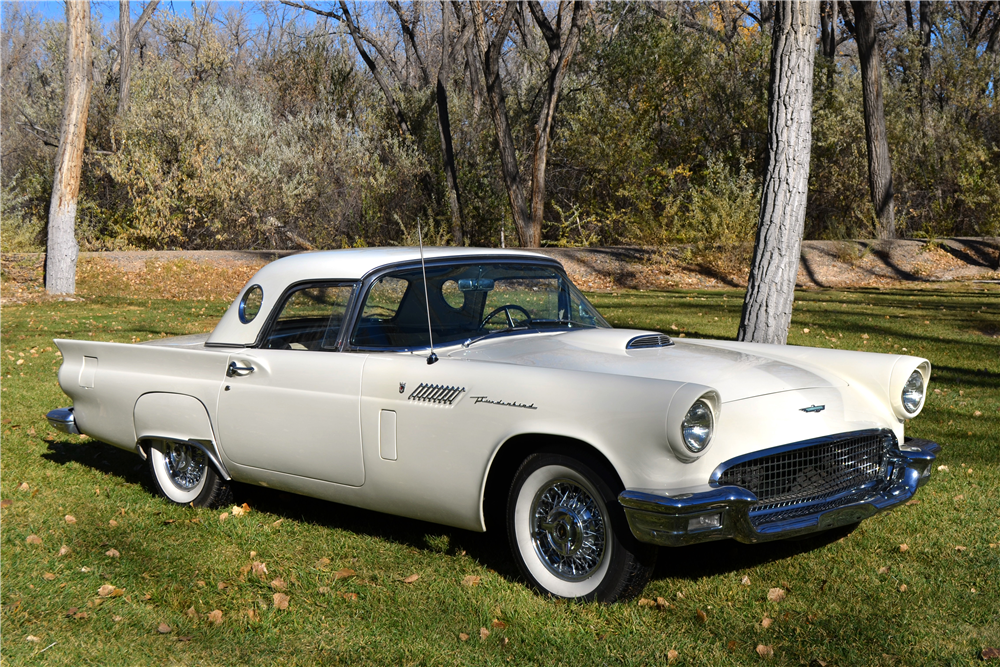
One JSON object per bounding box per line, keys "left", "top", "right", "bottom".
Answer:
{"left": 619, "top": 437, "right": 940, "bottom": 547}
{"left": 46, "top": 407, "right": 81, "bottom": 435}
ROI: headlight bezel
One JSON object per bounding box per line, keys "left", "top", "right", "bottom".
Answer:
{"left": 665, "top": 385, "right": 720, "bottom": 462}
{"left": 901, "top": 370, "right": 925, "bottom": 414}
{"left": 889, "top": 360, "right": 931, "bottom": 420}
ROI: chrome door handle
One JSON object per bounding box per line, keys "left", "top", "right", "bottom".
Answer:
{"left": 227, "top": 361, "right": 255, "bottom": 377}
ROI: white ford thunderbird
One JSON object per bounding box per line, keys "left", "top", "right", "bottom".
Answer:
{"left": 48, "top": 248, "right": 940, "bottom": 602}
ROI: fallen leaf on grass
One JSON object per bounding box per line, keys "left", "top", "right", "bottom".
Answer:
{"left": 761, "top": 617, "right": 773, "bottom": 628}
{"left": 955, "top": 545, "right": 967, "bottom": 552}
{"left": 728, "top": 641, "right": 739, "bottom": 652}
{"left": 109, "top": 520, "right": 119, "bottom": 528}
{"left": 219, "top": 513, "right": 229, "bottom": 522}
{"left": 656, "top": 597, "right": 669, "bottom": 610}
{"left": 18, "top": 482, "right": 30, "bottom": 492}
{"left": 341, "top": 592, "right": 358, "bottom": 601}
{"left": 26, "top": 635, "right": 40, "bottom": 643}
{"left": 899, "top": 584, "right": 908, "bottom": 592}
{"left": 333, "top": 568, "right": 355, "bottom": 581}
{"left": 26, "top": 535, "right": 42, "bottom": 545}
{"left": 973, "top": 410, "right": 982, "bottom": 417}
{"left": 741, "top": 575, "right": 751, "bottom": 586}
{"left": 402, "top": 574, "right": 420, "bottom": 584}
{"left": 271, "top": 519, "right": 283, "bottom": 528}
{"left": 315, "top": 557, "right": 331, "bottom": 569}
{"left": 273, "top": 593, "right": 289, "bottom": 610}
{"left": 157, "top": 623, "right": 171, "bottom": 634}
{"left": 1, "top": 499, "right": 11, "bottom": 508}
{"left": 246, "top": 609, "right": 260, "bottom": 621}
{"left": 57, "top": 545, "right": 71, "bottom": 556}
{"left": 105, "top": 548, "right": 120, "bottom": 558}
{"left": 230, "top": 503, "right": 251, "bottom": 517}
{"left": 937, "top": 465, "right": 948, "bottom": 472}
{"left": 905, "top": 499, "right": 920, "bottom": 506}
{"left": 479, "top": 628, "right": 490, "bottom": 640}
{"left": 113, "top": 615, "right": 123, "bottom": 622}
{"left": 185, "top": 607, "right": 197, "bottom": 619}
{"left": 207, "top": 609, "right": 223, "bottom": 625}
{"left": 462, "top": 575, "right": 481, "bottom": 587}
{"left": 767, "top": 588, "right": 786, "bottom": 602}
{"left": 250, "top": 561, "right": 268, "bottom": 578}
{"left": 981, "top": 648, "right": 1000, "bottom": 660}
{"left": 97, "top": 584, "right": 124, "bottom": 597}
{"left": 64, "top": 515, "right": 76, "bottom": 524}
{"left": 676, "top": 591, "right": 685, "bottom": 599}
{"left": 270, "top": 578, "right": 287, "bottom": 591}
{"left": 43, "top": 572, "right": 56, "bottom": 581}
{"left": 459, "top": 633, "right": 470, "bottom": 642}
{"left": 899, "top": 544, "right": 909, "bottom": 553}
{"left": 756, "top": 644, "right": 774, "bottom": 658}
{"left": 73, "top": 611, "right": 88, "bottom": 620}
{"left": 667, "top": 649, "right": 679, "bottom": 662}
{"left": 638, "top": 598, "right": 655, "bottom": 607}
{"left": 696, "top": 609, "right": 708, "bottom": 623}
{"left": 217, "top": 582, "right": 228, "bottom": 590}
{"left": 175, "top": 636, "right": 192, "bottom": 642}
{"left": 492, "top": 619, "right": 507, "bottom": 629}
{"left": 878, "top": 566, "right": 890, "bottom": 574}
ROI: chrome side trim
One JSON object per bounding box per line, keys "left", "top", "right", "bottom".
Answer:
{"left": 620, "top": 437, "right": 940, "bottom": 547}
{"left": 140, "top": 437, "right": 232, "bottom": 481}
{"left": 46, "top": 407, "right": 81, "bottom": 435}
{"left": 408, "top": 383, "right": 465, "bottom": 405}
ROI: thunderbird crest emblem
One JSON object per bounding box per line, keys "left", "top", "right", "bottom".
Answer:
{"left": 399, "top": 382, "right": 406, "bottom": 394}
{"left": 800, "top": 405, "right": 826, "bottom": 413}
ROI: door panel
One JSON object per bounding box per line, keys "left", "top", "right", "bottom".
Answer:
{"left": 216, "top": 350, "right": 367, "bottom": 486}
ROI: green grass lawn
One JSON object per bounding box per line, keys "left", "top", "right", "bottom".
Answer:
{"left": 2, "top": 284, "right": 998, "bottom": 665}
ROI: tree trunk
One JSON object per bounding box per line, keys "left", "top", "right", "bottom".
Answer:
{"left": 738, "top": 0, "right": 819, "bottom": 345}
{"left": 435, "top": 5, "right": 467, "bottom": 246}
{"left": 852, "top": 0, "right": 896, "bottom": 240}
{"left": 46, "top": 1, "right": 92, "bottom": 295}
{"left": 819, "top": 0, "right": 838, "bottom": 90}
{"left": 919, "top": 0, "right": 933, "bottom": 121}
{"left": 117, "top": 0, "right": 131, "bottom": 116}
{"left": 471, "top": 1, "right": 532, "bottom": 245}
{"left": 526, "top": 1, "right": 583, "bottom": 249}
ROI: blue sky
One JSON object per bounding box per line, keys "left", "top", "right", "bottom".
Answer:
{"left": 5, "top": 1, "right": 273, "bottom": 29}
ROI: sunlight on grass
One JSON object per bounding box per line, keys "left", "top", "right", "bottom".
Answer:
{"left": 1, "top": 283, "right": 997, "bottom": 665}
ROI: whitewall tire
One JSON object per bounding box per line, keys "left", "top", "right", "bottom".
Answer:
{"left": 147, "top": 440, "right": 232, "bottom": 508}
{"left": 507, "top": 450, "right": 655, "bottom": 602}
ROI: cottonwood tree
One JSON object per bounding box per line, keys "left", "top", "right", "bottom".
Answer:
{"left": 470, "top": 0, "right": 584, "bottom": 248}
{"left": 738, "top": 0, "right": 819, "bottom": 344}
{"left": 46, "top": 1, "right": 92, "bottom": 295}
{"left": 116, "top": 0, "right": 160, "bottom": 117}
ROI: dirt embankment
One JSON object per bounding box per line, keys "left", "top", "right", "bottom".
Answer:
{"left": 2, "top": 238, "right": 998, "bottom": 305}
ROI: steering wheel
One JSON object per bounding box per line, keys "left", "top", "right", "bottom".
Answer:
{"left": 481, "top": 304, "right": 532, "bottom": 329}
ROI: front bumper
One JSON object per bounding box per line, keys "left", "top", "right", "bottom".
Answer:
{"left": 619, "top": 437, "right": 940, "bottom": 547}
{"left": 46, "top": 407, "right": 81, "bottom": 435}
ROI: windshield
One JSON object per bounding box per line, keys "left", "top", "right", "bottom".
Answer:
{"left": 350, "top": 262, "right": 609, "bottom": 349}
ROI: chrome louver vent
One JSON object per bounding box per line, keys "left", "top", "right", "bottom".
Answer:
{"left": 408, "top": 383, "right": 466, "bottom": 405}
{"left": 715, "top": 430, "right": 896, "bottom": 527}
{"left": 626, "top": 334, "right": 674, "bottom": 350}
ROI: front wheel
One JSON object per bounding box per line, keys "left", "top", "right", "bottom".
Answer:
{"left": 147, "top": 440, "right": 232, "bottom": 508}
{"left": 507, "top": 451, "right": 655, "bottom": 602}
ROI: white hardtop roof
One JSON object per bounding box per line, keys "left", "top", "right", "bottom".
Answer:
{"left": 207, "top": 247, "right": 555, "bottom": 346}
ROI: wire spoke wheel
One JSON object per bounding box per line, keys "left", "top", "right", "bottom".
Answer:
{"left": 162, "top": 441, "right": 207, "bottom": 490}
{"left": 531, "top": 479, "right": 606, "bottom": 581}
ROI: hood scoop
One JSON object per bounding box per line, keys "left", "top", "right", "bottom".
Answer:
{"left": 626, "top": 334, "right": 674, "bottom": 350}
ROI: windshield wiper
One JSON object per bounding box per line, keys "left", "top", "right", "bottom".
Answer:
{"left": 462, "top": 325, "right": 530, "bottom": 348}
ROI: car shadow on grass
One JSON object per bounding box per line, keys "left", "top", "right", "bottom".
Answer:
{"left": 39, "top": 436, "right": 522, "bottom": 582}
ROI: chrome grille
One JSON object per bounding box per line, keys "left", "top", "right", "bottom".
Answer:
{"left": 626, "top": 334, "right": 673, "bottom": 349}
{"left": 716, "top": 431, "right": 894, "bottom": 526}
{"left": 408, "top": 383, "right": 465, "bottom": 405}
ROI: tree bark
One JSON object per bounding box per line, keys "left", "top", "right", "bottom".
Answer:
{"left": 738, "top": 0, "right": 819, "bottom": 345}
{"left": 117, "top": 0, "right": 131, "bottom": 116}
{"left": 46, "top": 0, "right": 92, "bottom": 295}
{"left": 435, "top": 4, "right": 469, "bottom": 246}
{"left": 819, "top": 0, "right": 838, "bottom": 90}
{"left": 919, "top": 0, "right": 933, "bottom": 120}
{"left": 852, "top": 0, "right": 896, "bottom": 239}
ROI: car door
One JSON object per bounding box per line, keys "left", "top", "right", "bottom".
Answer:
{"left": 215, "top": 283, "right": 367, "bottom": 487}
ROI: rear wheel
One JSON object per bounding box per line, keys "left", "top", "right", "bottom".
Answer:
{"left": 147, "top": 440, "right": 231, "bottom": 508}
{"left": 507, "top": 451, "right": 655, "bottom": 602}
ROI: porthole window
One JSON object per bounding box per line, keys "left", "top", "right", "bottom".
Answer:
{"left": 441, "top": 279, "right": 464, "bottom": 309}
{"left": 239, "top": 285, "right": 264, "bottom": 323}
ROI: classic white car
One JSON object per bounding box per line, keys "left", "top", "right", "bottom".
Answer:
{"left": 48, "top": 248, "right": 939, "bottom": 602}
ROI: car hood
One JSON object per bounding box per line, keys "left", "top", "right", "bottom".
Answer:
{"left": 447, "top": 328, "right": 846, "bottom": 403}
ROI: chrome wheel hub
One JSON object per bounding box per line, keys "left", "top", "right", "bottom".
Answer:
{"left": 163, "top": 442, "right": 206, "bottom": 490}
{"left": 531, "top": 479, "right": 606, "bottom": 581}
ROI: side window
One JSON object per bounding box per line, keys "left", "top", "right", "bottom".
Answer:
{"left": 352, "top": 276, "right": 409, "bottom": 347}
{"left": 263, "top": 284, "right": 354, "bottom": 351}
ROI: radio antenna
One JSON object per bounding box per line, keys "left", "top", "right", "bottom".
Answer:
{"left": 417, "top": 221, "right": 438, "bottom": 365}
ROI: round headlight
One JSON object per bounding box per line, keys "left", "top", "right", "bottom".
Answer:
{"left": 901, "top": 370, "right": 924, "bottom": 414}
{"left": 681, "top": 399, "right": 714, "bottom": 452}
